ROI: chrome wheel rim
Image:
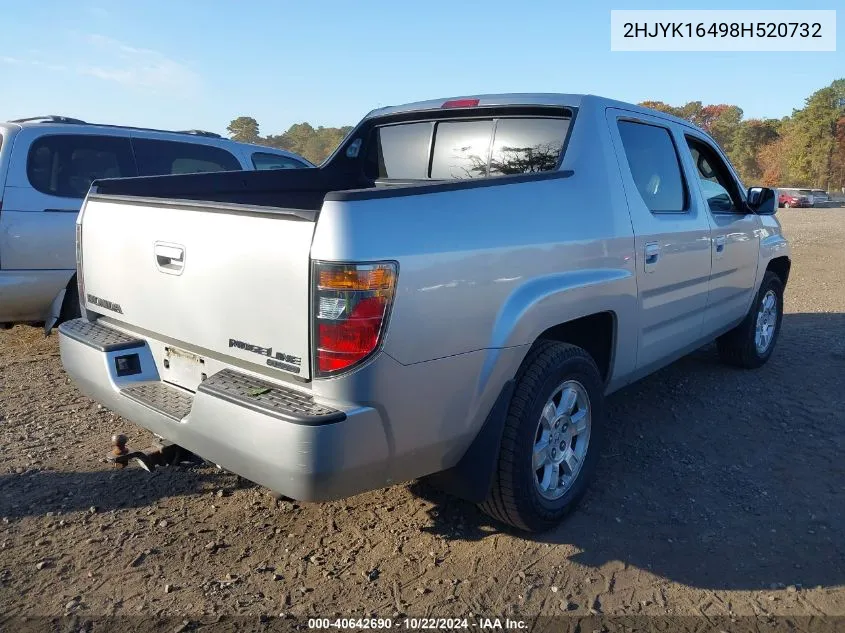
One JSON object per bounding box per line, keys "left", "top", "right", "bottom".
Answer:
{"left": 755, "top": 289, "right": 778, "bottom": 354}
{"left": 532, "top": 380, "right": 591, "bottom": 500}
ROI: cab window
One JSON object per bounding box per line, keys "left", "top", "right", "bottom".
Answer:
{"left": 27, "top": 134, "right": 136, "bottom": 198}
{"left": 132, "top": 138, "right": 241, "bottom": 175}
{"left": 252, "top": 152, "right": 308, "bottom": 170}
{"left": 685, "top": 137, "right": 743, "bottom": 212}
{"left": 616, "top": 120, "right": 687, "bottom": 213}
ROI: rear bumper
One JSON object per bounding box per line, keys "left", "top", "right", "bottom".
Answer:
{"left": 58, "top": 319, "right": 391, "bottom": 501}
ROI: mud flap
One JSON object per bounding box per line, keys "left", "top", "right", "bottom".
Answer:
{"left": 425, "top": 379, "right": 515, "bottom": 503}
{"left": 43, "top": 288, "right": 67, "bottom": 336}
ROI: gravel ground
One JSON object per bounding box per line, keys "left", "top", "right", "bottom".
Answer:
{"left": 1, "top": 207, "right": 844, "bottom": 630}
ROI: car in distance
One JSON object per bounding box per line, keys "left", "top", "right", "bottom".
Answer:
{"left": 0, "top": 115, "right": 312, "bottom": 330}
{"left": 778, "top": 188, "right": 811, "bottom": 208}
{"left": 59, "top": 94, "right": 790, "bottom": 532}
{"left": 811, "top": 189, "right": 830, "bottom": 206}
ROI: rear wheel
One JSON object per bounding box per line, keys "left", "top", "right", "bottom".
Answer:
{"left": 717, "top": 271, "right": 784, "bottom": 368}
{"left": 479, "top": 341, "right": 604, "bottom": 532}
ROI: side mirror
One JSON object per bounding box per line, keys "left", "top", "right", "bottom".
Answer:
{"left": 747, "top": 186, "right": 777, "bottom": 215}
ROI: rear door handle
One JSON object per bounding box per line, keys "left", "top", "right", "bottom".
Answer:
{"left": 714, "top": 235, "right": 726, "bottom": 258}
{"left": 154, "top": 242, "right": 185, "bottom": 275}
{"left": 644, "top": 242, "right": 660, "bottom": 272}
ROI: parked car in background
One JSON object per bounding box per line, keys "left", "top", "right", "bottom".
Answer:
{"left": 778, "top": 188, "right": 812, "bottom": 208}
{"left": 811, "top": 189, "right": 830, "bottom": 206}
{"left": 0, "top": 116, "right": 312, "bottom": 330}
{"left": 59, "top": 93, "right": 790, "bottom": 532}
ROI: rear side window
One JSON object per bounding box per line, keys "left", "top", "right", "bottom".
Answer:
{"left": 132, "top": 138, "right": 241, "bottom": 176}
{"left": 617, "top": 121, "right": 687, "bottom": 213}
{"left": 252, "top": 152, "right": 308, "bottom": 170}
{"left": 369, "top": 116, "right": 570, "bottom": 180}
{"left": 26, "top": 134, "right": 136, "bottom": 198}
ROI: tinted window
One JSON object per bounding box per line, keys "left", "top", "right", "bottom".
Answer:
{"left": 132, "top": 139, "right": 241, "bottom": 176}
{"left": 617, "top": 121, "right": 686, "bottom": 212}
{"left": 430, "top": 120, "right": 493, "bottom": 179}
{"left": 370, "top": 116, "right": 571, "bottom": 180}
{"left": 489, "top": 118, "right": 569, "bottom": 176}
{"left": 686, "top": 138, "right": 742, "bottom": 212}
{"left": 252, "top": 152, "right": 308, "bottom": 170}
{"left": 374, "top": 122, "right": 432, "bottom": 179}
{"left": 26, "top": 135, "right": 136, "bottom": 198}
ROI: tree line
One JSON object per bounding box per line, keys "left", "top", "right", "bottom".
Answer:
{"left": 227, "top": 78, "right": 845, "bottom": 190}
{"left": 642, "top": 78, "right": 844, "bottom": 191}
{"left": 226, "top": 117, "right": 352, "bottom": 166}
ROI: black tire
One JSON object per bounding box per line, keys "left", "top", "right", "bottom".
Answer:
{"left": 716, "top": 271, "right": 784, "bottom": 369}
{"left": 479, "top": 341, "right": 605, "bottom": 532}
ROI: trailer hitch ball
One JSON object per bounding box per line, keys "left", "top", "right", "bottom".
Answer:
{"left": 111, "top": 434, "right": 129, "bottom": 468}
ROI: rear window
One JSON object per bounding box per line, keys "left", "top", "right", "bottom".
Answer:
{"left": 252, "top": 152, "right": 308, "bottom": 170}
{"left": 798, "top": 189, "right": 812, "bottom": 196}
{"left": 369, "top": 116, "right": 570, "bottom": 180}
{"left": 26, "top": 134, "right": 136, "bottom": 198}
{"left": 132, "top": 138, "right": 241, "bottom": 176}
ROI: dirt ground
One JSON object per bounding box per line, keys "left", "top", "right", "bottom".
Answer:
{"left": 1, "top": 207, "right": 844, "bottom": 631}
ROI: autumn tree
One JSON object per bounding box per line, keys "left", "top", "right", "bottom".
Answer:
{"left": 729, "top": 119, "right": 780, "bottom": 184}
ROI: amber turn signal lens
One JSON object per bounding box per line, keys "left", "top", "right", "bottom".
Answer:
{"left": 317, "top": 264, "right": 396, "bottom": 291}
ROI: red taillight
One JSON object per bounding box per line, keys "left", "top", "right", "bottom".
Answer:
{"left": 441, "top": 98, "right": 479, "bottom": 109}
{"left": 314, "top": 262, "right": 397, "bottom": 376}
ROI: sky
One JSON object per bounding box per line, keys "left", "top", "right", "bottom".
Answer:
{"left": 0, "top": 0, "right": 841, "bottom": 137}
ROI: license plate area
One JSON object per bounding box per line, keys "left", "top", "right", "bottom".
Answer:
{"left": 162, "top": 346, "right": 207, "bottom": 392}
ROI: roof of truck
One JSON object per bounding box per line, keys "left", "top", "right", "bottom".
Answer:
{"left": 365, "top": 93, "right": 710, "bottom": 136}
{"left": 0, "top": 116, "right": 312, "bottom": 164}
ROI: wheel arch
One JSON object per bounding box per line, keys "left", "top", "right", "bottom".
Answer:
{"left": 429, "top": 311, "right": 618, "bottom": 504}
{"left": 766, "top": 255, "right": 791, "bottom": 288}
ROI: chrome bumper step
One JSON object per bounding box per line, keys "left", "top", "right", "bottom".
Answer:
{"left": 198, "top": 368, "right": 345, "bottom": 425}
{"left": 58, "top": 318, "right": 144, "bottom": 353}
{"left": 121, "top": 382, "right": 194, "bottom": 421}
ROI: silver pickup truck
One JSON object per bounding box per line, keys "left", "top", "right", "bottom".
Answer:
{"left": 59, "top": 94, "right": 790, "bottom": 532}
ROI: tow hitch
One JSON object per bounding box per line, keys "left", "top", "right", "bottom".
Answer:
{"left": 107, "top": 434, "right": 199, "bottom": 472}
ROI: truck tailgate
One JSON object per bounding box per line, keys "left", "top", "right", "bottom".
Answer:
{"left": 80, "top": 196, "right": 314, "bottom": 380}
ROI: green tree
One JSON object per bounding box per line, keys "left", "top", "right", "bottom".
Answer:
{"left": 226, "top": 116, "right": 260, "bottom": 143}
{"left": 263, "top": 122, "right": 353, "bottom": 164}
{"left": 782, "top": 80, "right": 845, "bottom": 188}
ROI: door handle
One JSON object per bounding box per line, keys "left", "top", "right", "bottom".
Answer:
{"left": 644, "top": 242, "right": 660, "bottom": 272}
{"left": 714, "top": 235, "right": 726, "bottom": 258}
{"left": 154, "top": 242, "right": 185, "bottom": 275}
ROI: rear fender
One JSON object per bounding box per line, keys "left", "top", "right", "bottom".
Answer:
{"left": 436, "top": 268, "right": 637, "bottom": 501}
{"left": 488, "top": 268, "right": 637, "bottom": 388}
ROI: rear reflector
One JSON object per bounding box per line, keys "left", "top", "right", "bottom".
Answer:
{"left": 313, "top": 262, "right": 398, "bottom": 376}
{"left": 441, "top": 98, "right": 480, "bottom": 109}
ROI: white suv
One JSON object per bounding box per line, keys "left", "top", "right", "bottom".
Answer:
{"left": 0, "top": 116, "right": 312, "bottom": 329}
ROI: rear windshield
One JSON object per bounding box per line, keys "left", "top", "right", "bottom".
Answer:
{"left": 798, "top": 189, "right": 812, "bottom": 195}
{"left": 368, "top": 116, "right": 570, "bottom": 180}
